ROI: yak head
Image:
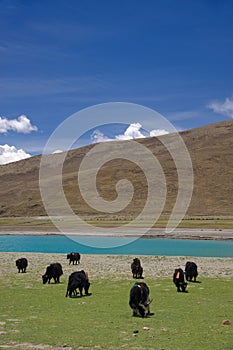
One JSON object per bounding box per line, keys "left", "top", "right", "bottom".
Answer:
{"left": 42, "top": 274, "right": 49, "bottom": 284}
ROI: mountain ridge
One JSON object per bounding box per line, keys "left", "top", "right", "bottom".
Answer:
{"left": 0, "top": 119, "right": 232, "bottom": 218}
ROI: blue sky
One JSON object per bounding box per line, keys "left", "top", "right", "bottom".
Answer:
{"left": 0, "top": 0, "right": 233, "bottom": 163}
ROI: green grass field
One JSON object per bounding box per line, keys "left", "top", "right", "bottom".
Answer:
{"left": 0, "top": 270, "right": 232, "bottom": 350}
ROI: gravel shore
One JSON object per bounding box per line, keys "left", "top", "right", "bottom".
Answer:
{"left": 0, "top": 252, "right": 232, "bottom": 279}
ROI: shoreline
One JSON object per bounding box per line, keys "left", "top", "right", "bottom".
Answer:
{"left": 0, "top": 227, "right": 232, "bottom": 241}
{"left": 0, "top": 233, "right": 232, "bottom": 241}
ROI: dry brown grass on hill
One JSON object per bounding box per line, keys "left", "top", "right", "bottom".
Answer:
{"left": 0, "top": 119, "right": 232, "bottom": 219}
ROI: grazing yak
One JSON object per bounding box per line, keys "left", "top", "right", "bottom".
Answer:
{"left": 66, "top": 270, "right": 90, "bottom": 298}
{"left": 173, "top": 268, "right": 188, "bottom": 292}
{"left": 16, "top": 258, "right": 28, "bottom": 273}
{"left": 131, "top": 258, "right": 143, "bottom": 279}
{"left": 185, "top": 261, "right": 198, "bottom": 282}
{"left": 42, "top": 263, "right": 63, "bottom": 284}
{"left": 67, "top": 252, "right": 81, "bottom": 265}
{"left": 129, "top": 282, "right": 151, "bottom": 317}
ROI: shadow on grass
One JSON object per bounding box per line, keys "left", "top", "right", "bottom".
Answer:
{"left": 132, "top": 312, "right": 155, "bottom": 318}
{"left": 187, "top": 280, "right": 202, "bottom": 284}
{"left": 68, "top": 293, "right": 92, "bottom": 299}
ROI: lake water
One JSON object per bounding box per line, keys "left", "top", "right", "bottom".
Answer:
{"left": 0, "top": 235, "right": 233, "bottom": 257}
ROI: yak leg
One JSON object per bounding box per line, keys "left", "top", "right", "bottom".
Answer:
{"left": 78, "top": 286, "right": 83, "bottom": 297}
{"left": 181, "top": 284, "right": 186, "bottom": 292}
{"left": 132, "top": 307, "right": 138, "bottom": 316}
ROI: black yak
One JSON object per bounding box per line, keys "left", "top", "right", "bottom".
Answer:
{"left": 185, "top": 261, "right": 198, "bottom": 282}
{"left": 42, "top": 263, "right": 63, "bottom": 284}
{"left": 173, "top": 268, "right": 188, "bottom": 292}
{"left": 67, "top": 252, "right": 81, "bottom": 265}
{"left": 131, "top": 258, "right": 143, "bottom": 279}
{"left": 16, "top": 258, "right": 28, "bottom": 273}
{"left": 66, "top": 270, "right": 90, "bottom": 298}
{"left": 129, "top": 282, "right": 151, "bottom": 317}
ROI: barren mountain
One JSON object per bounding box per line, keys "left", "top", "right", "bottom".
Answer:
{"left": 0, "top": 120, "right": 232, "bottom": 219}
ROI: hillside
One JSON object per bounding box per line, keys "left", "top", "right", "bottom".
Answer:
{"left": 0, "top": 119, "right": 232, "bottom": 219}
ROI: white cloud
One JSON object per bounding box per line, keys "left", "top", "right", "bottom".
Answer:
{"left": 208, "top": 97, "right": 233, "bottom": 119}
{"left": 149, "top": 129, "right": 169, "bottom": 137}
{"left": 115, "top": 123, "right": 146, "bottom": 140}
{"left": 91, "top": 122, "right": 169, "bottom": 144}
{"left": 91, "top": 130, "right": 112, "bottom": 143}
{"left": 52, "top": 150, "right": 63, "bottom": 154}
{"left": 0, "top": 144, "right": 31, "bottom": 165}
{"left": 0, "top": 115, "right": 38, "bottom": 133}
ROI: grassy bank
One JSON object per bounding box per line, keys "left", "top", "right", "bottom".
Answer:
{"left": 0, "top": 253, "right": 232, "bottom": 350}
{"left": 0, "top": 216, "right": 233, "bottom": 230}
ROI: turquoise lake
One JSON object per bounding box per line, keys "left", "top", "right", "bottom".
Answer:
{"left": 0, "top": 235, "right": 233, "bottom": 257}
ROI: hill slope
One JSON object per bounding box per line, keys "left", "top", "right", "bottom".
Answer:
{"left": 0, "top": 120, "right": 232, "bottom": 219}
